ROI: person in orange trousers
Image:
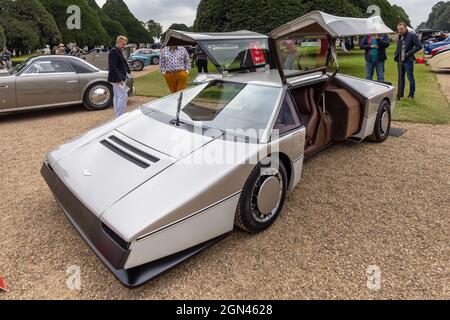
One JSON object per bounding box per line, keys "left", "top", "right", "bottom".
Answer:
{"left": 160, "top": 45, "right": 191, "bottom": 93}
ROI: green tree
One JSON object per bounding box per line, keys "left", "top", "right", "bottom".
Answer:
{"left": 426, "top": 1, "right": 450, "bottom": 31}
{"left": 2, "top": 18, "right": 40, "bottom": 52}
{"left": 39, "top": 0, "right": 111, "bottom": 47}
{"left": 194, "top": 0, "right": 412, "bottom": 33}
{"left": 146, "top": 20, "right": 163, "bottom": 40}
{"left": 0, "top": 0, "right": 61, "bottom": 50}
{"left": 392, "top": 5, "right": 411, "bottom": 26}
{"left": 161, "top": 23, "right": 192, "bottom": 42}
{"left": 102, "top": 0, "right": 154, "bottom": 44}
{"left": 87, "top": 0, "right": 126, "bottom": 44}
{"left": 0, "top": 25, "right": 5, "bottom": 49}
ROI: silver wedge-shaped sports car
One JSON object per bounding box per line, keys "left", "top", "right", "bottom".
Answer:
{"left": 42, "top": 11, "right": 395, "bottom": 287}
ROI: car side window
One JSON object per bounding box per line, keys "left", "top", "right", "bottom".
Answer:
{"left": 24, "top": 60, "right": 74, "bottom": 75}
{"left": 274, "top": 93, "right": 301, "bottom": 136}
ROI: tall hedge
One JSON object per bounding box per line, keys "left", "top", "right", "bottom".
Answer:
{"left": 0, "top": 25, "right": 5, "bottom": 49}
{"left": 39, "top": 0, "right": 111, "bottom": 47}
{"left": 194, "top": 0, "right": 411, "bottom": 33}
{"left": 0, "top": 0, "right": 61, "bottom": 51}
{"left": 2, "top": 18, "right": 40, "bottom": 51}
{"left": 102, "top": 0, "right": 153, "bottom": 44}
{"left": 162, "top": 23, "right": 191, "bottom": 41}
{"left": 425, "top": 1, "right": 450, "bottom": 31}
{"left": 87, "top": 0, "right": 127, "bottom": 44}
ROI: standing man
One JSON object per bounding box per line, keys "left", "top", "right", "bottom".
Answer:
{"left": 283, "top": 40, "right": 298, "bottom": 70}
{"left": 394, "top": 22, "right": 423, "bottom": 100}
{"left": 160, "top": 45, "right": 191, "bottom": 93}
{"left": 1, "top": 47, "right": 12, "bottom": 70}
{"left": 55, "top": 44, "right": 66, "bottom": 55}
{"left": 360, "top": 33, "right": 390, "bottom": 82}
{"left": 193, "top": 45, "right": 208, "bottom": 73}
{"left": 108, "top": 36, "right": 131, "bottom": 117}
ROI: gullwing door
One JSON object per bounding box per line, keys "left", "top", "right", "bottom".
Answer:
{"left": 268, "top": 10, "right": 394, "bottom": 83}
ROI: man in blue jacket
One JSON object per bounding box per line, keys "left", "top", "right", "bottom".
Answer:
{"left": 394, "top": 22, "right": 423, "bottom": 100}
{"left": 360, "top": 33, "right": 390, "bottom": 82}
{"left": 108, "top": 36, "right": 131, "bottom": 117}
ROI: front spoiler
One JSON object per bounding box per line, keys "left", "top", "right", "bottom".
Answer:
{"left": 41, "top": 161, "right": 229, "bottom": 287}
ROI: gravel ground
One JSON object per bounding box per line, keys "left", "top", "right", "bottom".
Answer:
{"left": 0, "top": 97, "right": 449, "bottom": 300}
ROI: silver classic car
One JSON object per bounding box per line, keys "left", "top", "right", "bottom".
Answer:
{"left": 0, "top": 55, "right": 133, "bottom": 113}
{"left": 42, "top": 11, "right": 395, "bottom": 287}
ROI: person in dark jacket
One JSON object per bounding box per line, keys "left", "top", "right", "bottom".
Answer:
{"left": 394, "top": 22, "right": 423, "bottom": 99}
{"left": 193, "top": 46, "right": 208, "bottom": 73}
{"left": 360, "top": 34, "right": 390, "bottom": 82}
{"left": 108, "top": 36, "right": 131, "bottom": 117}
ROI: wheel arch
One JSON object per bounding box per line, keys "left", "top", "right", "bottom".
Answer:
{"left": 270, "top": 152, "right": 293, "bottom": 188}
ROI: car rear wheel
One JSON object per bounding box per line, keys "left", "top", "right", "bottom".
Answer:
{"left": 368, "top": 100, "right": 391, "bottom": 143}
{"left": 235, "top": 159, "right": 288, "bottom": 233}
{"left": 132, "top": 60, "right": 144, "bottom": 71}
{"left": 83, "top": 82, "right": 113, "bottom": 111}
{"left": 151, "top": 56, "right": 159, "bottom": 65}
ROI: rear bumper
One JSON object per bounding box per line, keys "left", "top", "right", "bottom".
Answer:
{"left": 41, "top": 161, "right": 229, "bottom": 287}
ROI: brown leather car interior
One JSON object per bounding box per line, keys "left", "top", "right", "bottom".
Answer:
{"left": 291, "top": 88, "right": 318, "bottom": 145}
{"left": 291, "top": 79, "right": 363, "bottom": 157}
{"left": 325, "top": 88, "right": 362, "bottom": 141}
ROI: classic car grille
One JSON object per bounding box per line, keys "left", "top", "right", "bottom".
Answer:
{"left": 100, "top": 135, "right": 160, "bottom": 169}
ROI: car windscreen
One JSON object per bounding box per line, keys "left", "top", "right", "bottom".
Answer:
{"left": 201, "top": 39, "right": 270, "bottom": 72}
{"left": 143, "top": 81, "right": 281, "bottom": 138}
{"left": 14, "top": 58, "right": 32, "bottom": 74}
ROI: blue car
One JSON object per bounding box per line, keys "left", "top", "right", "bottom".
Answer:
{"left": 424, "top": 37, "right": 450, "bottom": 55}
{"left": 128, "top": 49, "right": 160, "bottom": 71}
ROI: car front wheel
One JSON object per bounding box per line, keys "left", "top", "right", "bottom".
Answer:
{"left": 83, "top": 82, "right": 113, "bottom": 111}
{"left": 132, "top": 60, "right": 144, "bottom": 71}
{"left": 369, "top": 100, "right": 391, "bottom": 143}
{"left": 235, "top": 159, "right": 288, "bottom": 233}
{"left": 151, "top": 57, "right": 159, "bottom": 65}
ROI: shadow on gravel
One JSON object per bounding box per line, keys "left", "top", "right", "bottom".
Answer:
{"left": 0, "top": 105, "right": 91, "bottom": 123}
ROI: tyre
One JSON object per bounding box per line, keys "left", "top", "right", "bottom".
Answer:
{"left": 83, "top": 82, "right": 113, "bottom": 111}
{"left": 151, "top": 56, "right": 160, "bottom": 65}
{"left": 235, "top": 159, "right": 288, "bottom": 233}
{"left": 132, "top": 60, "right": 144, "bottom": 71}
{"left": 368, "top": 100, "right": 391, "bottom": 143}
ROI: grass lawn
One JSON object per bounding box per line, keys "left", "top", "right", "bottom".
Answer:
{"left": 11, "top": 54, "right": 36, "bottom": 65}
{"left": 135, "top": 47, "right": 450, "bottom": 124}
{"left": 338, "top": 47, "right": 450, "bottom": 124}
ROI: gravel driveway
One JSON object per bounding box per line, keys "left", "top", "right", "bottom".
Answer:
{"left": 0, "top": 98, "right": 449, "bottom": 300}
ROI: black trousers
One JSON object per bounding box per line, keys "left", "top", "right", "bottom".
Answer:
{"left": 196, "top": 59, "right": 208, "bottom": 73}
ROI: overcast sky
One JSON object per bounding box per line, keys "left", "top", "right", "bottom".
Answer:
{"left": 95, "top": 0, "right": 444, "bottom": 30}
